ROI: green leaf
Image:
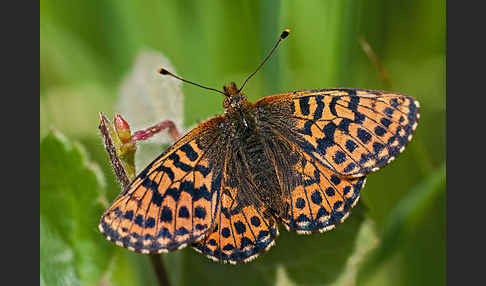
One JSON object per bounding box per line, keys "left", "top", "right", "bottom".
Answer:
{"left": 332, "top": 218, "right": 379, "bottom": 286}
{"left": 40, "top": 131, "right": 112, "bottom": 286}
{"left": 357, "top": 164, "right": 446, "bottom": 284}
{"left": 101, "top": 249, "right": 160, "bottom": 286}
{"left": 267, "top": 204, "right": 372, "bottom": 285}
{"left": 40, "top": 216, "right": 79, "bottom": 286}
{"left": 273, "top": 216, "right": 379, "bottom": 286}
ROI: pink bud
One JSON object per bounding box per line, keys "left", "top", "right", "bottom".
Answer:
{"left": 114, "top": 114, "right": 132, "bottom": 144}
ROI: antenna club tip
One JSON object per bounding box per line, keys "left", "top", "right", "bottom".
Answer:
{"left": 281, "top": 29, "right": 291, "bottom": 39}
{"left": 157, "top": 68, "right": 170, "bottom": 75}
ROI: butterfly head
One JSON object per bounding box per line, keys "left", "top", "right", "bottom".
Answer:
{"left": 223, "top": 82, "right": 248, "bottom": 110}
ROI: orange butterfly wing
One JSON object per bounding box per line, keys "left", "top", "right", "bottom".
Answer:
{"left": 243, "top": 117, "right": 365, "bottom": 234}
{"left": 255, "top": 88, "right": 418, "bottom": 233}
{"left": 99, "top": 116, "right": 226, "bottom": 253}
{"left": 192, "top": 185, "right": 278, "bottom": 264}
{"left": 283, "top": 148, "right": 365, "bottom": 233}
{"left": 257, "top": 88, "right": 420, "bottom": 178}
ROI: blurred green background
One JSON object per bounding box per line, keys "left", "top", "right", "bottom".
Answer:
{"left": 40, "top": 0, "right": 445, "bottom": 286}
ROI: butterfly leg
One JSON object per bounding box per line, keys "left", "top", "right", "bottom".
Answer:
{"left": 131, "top": 120, "right": 182, "bottom": 142}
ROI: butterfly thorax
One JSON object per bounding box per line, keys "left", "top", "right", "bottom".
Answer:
{"left": 219, "top": 83, "right": 291, "bottom": 218}
{"left": 224, "top": 117, "right": 289, "bottom": 219}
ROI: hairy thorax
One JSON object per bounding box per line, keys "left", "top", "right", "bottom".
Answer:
{"left": 220, "top": 92, "right": 296, "bottom": 219}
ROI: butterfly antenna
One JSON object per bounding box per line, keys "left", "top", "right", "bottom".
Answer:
{"left": 157, "top": 68, "right": 228, "bottom": 97}
{"left": 238, "top": 29, "right": 291, "bottom": 93}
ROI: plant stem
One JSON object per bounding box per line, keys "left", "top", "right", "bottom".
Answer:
{"left": 150, "top": 254, "right": 171, "bottom": 286}
{"left": 98, "top": 112, "right": 131, "bottom": 188}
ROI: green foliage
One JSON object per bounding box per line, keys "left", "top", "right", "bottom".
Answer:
{"left": 40, "top": 216, "right": 79, "bottom": 286}
{"left": 357, "top": 164, "right": 446, "bottom": 285}
{"left": 40, "top": 132, "right": 111, "bottom": 285}
{"left": 40, "top": 0, "right": 445, "bottom": 285}
{"left": 40, "top": 131, "right": 158, "bottom": 286}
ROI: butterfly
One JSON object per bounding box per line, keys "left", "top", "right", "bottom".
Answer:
{"left": 99, "top": 29, "right": 420, "bottom": 264}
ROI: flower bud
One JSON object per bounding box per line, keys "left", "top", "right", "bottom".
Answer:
{"left": 114, "top": 114, "right": 132, "bottom": 144}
